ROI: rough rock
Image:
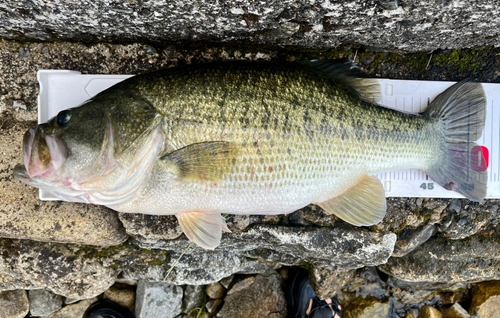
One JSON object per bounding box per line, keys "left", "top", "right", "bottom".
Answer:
{"left": 0, "top": 239, "right": 118, "bottom": 298}
{"left": 376, "top": 199, "right": 500, "bottom": 240}
{"left": 125, "top": 224, "right": 396, "bottom": 285}
{"left": 392, "top": 224, "right": 435, "bottom": 257}
{"left": 443, "top": 201, "right": 499, "bottom": 240}
{"left": 47, "top": 297, "right": 98, "bottom": 318}
{"left": 2, "top": 1, "right": 500, "bottom": 52}
{"left": 379, "top": 227, "right": 500, "bottom": 285}
{"left": 205, "top": 298, "right": 223, "bottom": 315}
{"left": 217, "top": 273, "right": 287, "bottom": 318}
{"left": 64, "top": 297, "right": 80, "bottom": 305}
{"left": 28, "top": 289, "right": 63, "bottom": 317}
{"left": 470, "top": 280, "right": 500, "bottom": 316}
{"left": 225, "top": 215, "right": 253, "bottom": 232}
{"left": 206, "top": 282, "right": 225, "bottom": 299}
{"left": 227, "top": 276, "right": 256, "bottom": 295}
{"left": 135, "top": 281, "right": 183, "bottom": 318}
{"left": 439, "top": 292, "right": 463, "bottom": 305}
{"left": 340, "top": 267, "right": 389, "bottom": 300}
{"left": 438, "top": 303, "right": 470, "bottom": 318}
{"left": 391, "top": 287, "right": 437, "bottom": 306}
{"left": 0, "top": 290, "right": 29, "bottom": 318}
{"left": 288, "top": 205, "right": 337, "bottom": 227}
{"left": 123, "top": 247, "right": 275, "bottom": 286}
{"left": 118, "top": 214, "right": 183, "bottom": 246}
{"left": 183, "top": 285, "right": 205, "bottom": 314}
{"left": 309, "top": 267, "right": 355, "bottom": 300}
{"left": 418, "top": 306, "right": 442, "bottom": 318}
{"left": 343, "top": 295, "right": 390, "bottom": 318}
{"left": 222, "top": 223, "right": 396, "bottom": 272}
{"left": 0, "top": 238, "right": 168, "bottom": 299}
{"left": 103, "top": 286, "right": 136, "bottom": 311}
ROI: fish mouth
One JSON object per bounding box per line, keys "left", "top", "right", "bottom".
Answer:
{"left": 13, "top": 164, "right": 30, "bottom": 182}
{"left": 22, "top": 126, "right": 67, "bottom": 178}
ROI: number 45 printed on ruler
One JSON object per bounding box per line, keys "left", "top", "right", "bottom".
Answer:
{"left": 420, "top": 146, "right": 489, "bottom": 191}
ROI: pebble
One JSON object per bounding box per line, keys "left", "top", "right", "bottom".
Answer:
{"left": 206, "top": 282, "right": 225, "bottom": 299}
{"left": 0, "top": 290, "right": 29, "bottom": 318}
{"left": 205, "top": 298, "right": 223, "bottom": 315}
{"left": 418, "top": 305, "right": 442, "bottom": 318}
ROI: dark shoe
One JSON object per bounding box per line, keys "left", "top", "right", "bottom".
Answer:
{"left": 286, "top": 268, "right": 342, "bottom": 318}
{"left": 83, "top": 299, "right": 135, "bottom": 318}
{"left": 307, "top": 295, "right": 342, "bottom": 318}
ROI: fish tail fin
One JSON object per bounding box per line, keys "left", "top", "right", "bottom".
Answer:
{"left": 424, "top": 81, "right": 488, "bottom": 201}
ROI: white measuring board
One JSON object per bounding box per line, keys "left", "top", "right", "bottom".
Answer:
{"left": 37, "top": 70, "right": 500, "bottom": 200}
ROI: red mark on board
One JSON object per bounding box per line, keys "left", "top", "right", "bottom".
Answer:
{"left": 269, "top": 166, "right": 274, "bottom": 172}
{"left": 443, "top": 182, "right": 455, "bottom": 190}
{"left": 471, "top": 146, "right": 489, "bottom": 172}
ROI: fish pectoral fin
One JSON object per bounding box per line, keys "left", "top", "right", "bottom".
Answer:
{"left": 316, "top": 175, "right": 387, "bottom": 226}
{"left": 176, "top": 211, "right": 230, "bottom": 250}
{"left": 161, "top": 141, "right": 238, "bottom": 183}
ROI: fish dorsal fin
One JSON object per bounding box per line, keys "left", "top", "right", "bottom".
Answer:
{"left": 317, "top": 175, "right": 387, "bottom": 226}
{"left": 176, "top": 211, "right": 230, "bottom": 250}
{"left": 161, "top": 141, "right": 238, "bottom": 182}
{"left": 299, "top": 60, "right": 382, "bottom": 103}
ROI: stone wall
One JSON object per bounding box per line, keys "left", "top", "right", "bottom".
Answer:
{"left": 1, "top": 0, "right": 500, "bottom": 52}
{"left": 1, "top": 2, "right": 500, "bottom": 312}
{"left": 1, "top": 39, "right": 499, "bottom": 301}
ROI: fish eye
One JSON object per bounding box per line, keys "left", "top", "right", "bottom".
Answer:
{"left": 56, "top": 109, "right": 72, "bottom": 127}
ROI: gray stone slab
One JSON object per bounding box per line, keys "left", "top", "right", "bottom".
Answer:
{"left": 135, "top": 281, "right": 183, "bottom": 318}
{"left": 1, "top": 1, "right": 500, "bottom": 52}
{"left": 217, "top": 273, "right": 286, "bottom": 318}
{"left": 183, "top": 285, "right": 205, "bottom": 314}
{"left": 29, "top": 289, "right": 63, "bottom": 317}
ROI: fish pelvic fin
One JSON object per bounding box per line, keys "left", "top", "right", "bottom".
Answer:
{"left": 298, "top": 60, "right": 382, "bottom": 103}
{"left": 424, "top": 81, "right": 487, "bottom": 201}
{"left": 316, "top": 175, "right": 387, "bottom": 226}
{"left": 161, "top": 141, "right": 238, "bottom": 183}
{"left": 176, "top": 211, "right": 230, "bottom": 250}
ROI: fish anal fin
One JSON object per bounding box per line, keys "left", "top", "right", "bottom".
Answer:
{"left": 176, "top": 211, "right": 230, "bottom": 250}
{"left": 317, "top": 175, "right": 387, "bottom": 226}
{"left": 161, "top": 141, "right": 238, "bottom": 183}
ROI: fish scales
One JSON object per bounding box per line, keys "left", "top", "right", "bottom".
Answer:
{"left": 16, "top": 61, "right": 487, "bottom": 249}
{"left": 112, "top": 62, "right": 442, "bottom": 215}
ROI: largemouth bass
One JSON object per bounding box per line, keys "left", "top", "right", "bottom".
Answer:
{"left": 14, "top": 61, "right": 487, "bottom": 249}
